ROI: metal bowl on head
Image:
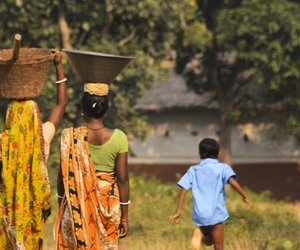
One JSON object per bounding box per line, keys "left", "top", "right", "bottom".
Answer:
{"left": 63, "top": 49, "right": 133, "bottom": 84}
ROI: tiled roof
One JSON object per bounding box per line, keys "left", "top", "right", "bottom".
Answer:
{"left": 136, "top": 73, "right": 216, "bottom": 110}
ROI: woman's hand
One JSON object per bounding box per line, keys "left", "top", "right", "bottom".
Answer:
{"left": 52, "top": 49, "right": 63, "bottom": 66}
{"left": 47, "top": 49, "right": 67, "bottom": 130}
{"left": 119, "top": 218, "right": 129, "bottom": 238}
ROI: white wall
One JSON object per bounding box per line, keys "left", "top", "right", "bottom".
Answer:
{"left": 129, "top": 109, "right": 300, "bottom": 162}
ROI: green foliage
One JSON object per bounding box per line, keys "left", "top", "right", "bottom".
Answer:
{"left": 175, "top": 0, "right": 300, "bottom": 160}
{"left": 228, "top": 207, "right": 300, "bottom": 249}
{"left": 217, "top": 0, "right": 300, "bottom": 88}
{"left": 43, "top": 175, "right": 300, "bottom": 249}
{"left": 179, "top": 0, "right": 300, "bottom": 110}
{"left": 127, "top": 176, "right": 300, "bottom": 250}
{"left": 183, "top": 22, "right": 212, "bottom": 50}
{"left": 287, "top": 116, "right": 300, "bottom": 137}
{"left": 0, "top": 0, "right": 193, "bottom": 140}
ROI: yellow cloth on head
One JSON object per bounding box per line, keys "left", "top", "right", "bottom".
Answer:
{"left": 0, "top": 100, "right": 51, "bottom": 249}
{"left": 84, "top": 83, "right": 109, "bottom": 96}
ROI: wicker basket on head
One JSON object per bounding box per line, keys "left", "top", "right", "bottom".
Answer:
{"left": 0, "top": 48, "right": 54, "bottom": 99}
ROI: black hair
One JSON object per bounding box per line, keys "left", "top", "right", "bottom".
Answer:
{"left": 199, "top": 138, "right": 219, "bottom": 159}
{"left": 81, "top": 92, "right": 109, "bottom": 119}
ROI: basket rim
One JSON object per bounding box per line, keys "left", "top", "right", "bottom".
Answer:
{"left": 0, "top": 48, "right": 54, "bottom": 65}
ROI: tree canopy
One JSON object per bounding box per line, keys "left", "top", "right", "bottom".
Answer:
{"left": 176, "top": 0, "right": 300, "bottom": 163}
{"left": 0, "top": 0, "right": 190, "bottom": 140}
{"left": 1, "top": 0, "right": 300, "bottom": 164}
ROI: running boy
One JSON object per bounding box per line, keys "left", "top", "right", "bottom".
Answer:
{"left": 169, "top": 138, "right": 253, "bottom": 250}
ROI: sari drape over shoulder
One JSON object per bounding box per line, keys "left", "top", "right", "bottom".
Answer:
{"left": 0, "top": 100, "right": 51, "bottom": 250}
{"left": 54, "top": 127, "right": 120, "bottom": 250}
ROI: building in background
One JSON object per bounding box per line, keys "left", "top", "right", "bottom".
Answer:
{"left": 130, "top": 73, "right": 300, "bottom": 165}
{"left": 128, "top": 73, "right": 300, "bottom": 201}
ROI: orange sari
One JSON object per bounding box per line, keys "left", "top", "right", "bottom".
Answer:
{"left": 54, "top": 126, "right": 120, "bottom": 250}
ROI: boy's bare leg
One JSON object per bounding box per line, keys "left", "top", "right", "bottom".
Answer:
{"left": 191, "top": 223, "right": 224, "bottom": 250}
{"left": 200, "top": 226, "right": 214, "bottom": 246}
{"left": 209, "top": 223, "right": 224, "bottom": 250}
{"left": 190, "top": 226, "right": 213, "bottom": 250}
{"left": 191, "top": 228, "right": 202, "bottom": 250}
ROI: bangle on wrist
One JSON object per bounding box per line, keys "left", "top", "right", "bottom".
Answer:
{"left": 121, "top": 218, "right": 128, "bottom": 223}
{"left": 56, "top": 77, "right": 67, "bottom": 84}
{"left": 120, "top": 200, "right": 131, "bottom": 205}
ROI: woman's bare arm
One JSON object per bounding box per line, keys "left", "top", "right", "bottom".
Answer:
{"left": 115, "top": 152, "right": 130, "bottom": 234}
{"left": 47, "top": 49, "right": 68, "bottom": 130}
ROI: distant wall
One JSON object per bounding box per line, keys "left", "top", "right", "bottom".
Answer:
{"left": 130, "top": 108, "right": 300, "bottom": 160}
{"left": 129, "top": 162, "right": 300, "bottom": 201}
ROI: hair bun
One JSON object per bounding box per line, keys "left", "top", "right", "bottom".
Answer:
{"left": 82, "top": 93, "right": 109, "bottom": 118}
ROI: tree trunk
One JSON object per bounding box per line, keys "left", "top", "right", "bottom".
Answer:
{"left": 217, "top": 83, "right": 234, "bottom": 165}
{"left": 218, "top": 116, "right": 232, "bottom": 165}
{"left": 209, "top": 56, "right": 234, "bottom": 165}
{"left": 101, "top": 0, "right": 113, "bottom": 42}
{"left": 58, "top": 0, "right": 72, "bottom": 49}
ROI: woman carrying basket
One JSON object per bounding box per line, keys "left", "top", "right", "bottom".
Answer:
{"left": 54, "top": 49, "right": 132, "bottom": 250}
{"left": 54, "top": 83, "right": 130, "bottom": 250}
{"left": 0, "top": 49, "right": 67, "bottom": 249}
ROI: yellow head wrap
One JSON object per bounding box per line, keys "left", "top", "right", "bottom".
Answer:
{"left": 84, "top": 83, "right": 109, "bottom": 96}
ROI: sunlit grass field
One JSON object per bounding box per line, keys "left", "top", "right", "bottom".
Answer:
{"left": 44, "top": 164, "right": 300, "bottom": 250}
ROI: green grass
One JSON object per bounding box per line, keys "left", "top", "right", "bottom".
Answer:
{"left": 44, "top": 167, "right": 300, "bottom": 250}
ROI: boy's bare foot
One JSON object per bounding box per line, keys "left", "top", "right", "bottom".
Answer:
{"left": 191, "top": 228, "right": 202, "bottom": 250}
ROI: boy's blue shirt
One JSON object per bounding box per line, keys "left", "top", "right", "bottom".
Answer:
{"left": 178, "top": 158, "right": 236, "bottom": 226}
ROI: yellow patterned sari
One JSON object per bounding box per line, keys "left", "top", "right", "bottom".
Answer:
{"left": 54, "top": 127, "right": 120, "bottom": 250}
{"left": 0, "top": 100, "right": 51, "bottom": 250}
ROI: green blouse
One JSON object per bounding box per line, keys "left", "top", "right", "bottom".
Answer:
{"left": 88, "top": 129, "right": 128, "bottom": 172}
